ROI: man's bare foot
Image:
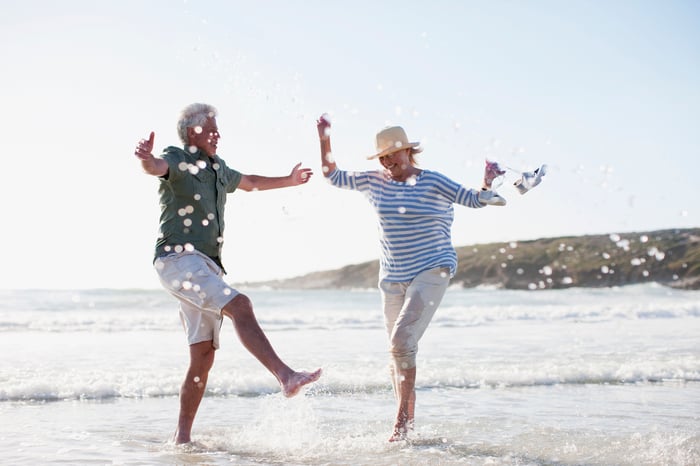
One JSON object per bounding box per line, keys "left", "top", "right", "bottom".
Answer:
{"left": 281, "top": 368, "right": 322, "bottom": 397}
{"left": 172, "top": 431, "right": 191, "bottom": 445}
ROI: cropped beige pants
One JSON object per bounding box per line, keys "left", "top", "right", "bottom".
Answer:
{"left": 380, "top": 267, "right": 451, "bottom": 369}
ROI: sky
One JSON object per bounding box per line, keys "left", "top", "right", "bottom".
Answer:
{"left": 1, "top": 0, "right": 698, "bottom": 289}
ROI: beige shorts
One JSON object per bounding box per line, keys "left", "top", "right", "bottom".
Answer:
{"left": 154, "top": 250, "right": 239, "bottom": 349}
{"left": 380, "top": 267, "right": 450, "bottom": 369}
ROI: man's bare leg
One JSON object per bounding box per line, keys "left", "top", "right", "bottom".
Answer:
{"left": 222, "top": 294, "right": 321, "bottom": 397}
{"left": 174, "top": 340, "right": 215, "bottom": 444}
{"left": 389, "top": 365, "right": 417, "bottom": 442}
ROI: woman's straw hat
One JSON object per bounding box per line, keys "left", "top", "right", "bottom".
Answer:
{"left": 367, "top": 126, "right": 422, "bottom": 160}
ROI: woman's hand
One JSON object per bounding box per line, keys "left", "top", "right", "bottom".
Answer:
{"left": 316, "top": 113, "right": 331, "bottom": 141}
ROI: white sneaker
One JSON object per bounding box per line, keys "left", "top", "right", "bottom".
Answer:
{"left": 478, "top": 189, "right": 507, "bottom": 206}
{"left": 514, "top": 164, "right": 547, "bottom": 194}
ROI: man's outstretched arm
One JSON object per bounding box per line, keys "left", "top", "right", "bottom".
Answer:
{"left": 237, "top": 163, "right": 313, "bottom": 192}
{"left": 134, "top": 131, "right": 168, "bottom": 177}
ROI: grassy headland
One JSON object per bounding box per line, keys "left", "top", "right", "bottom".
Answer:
{"left": 236, "top": 228, "right": 700, "bottom": 290}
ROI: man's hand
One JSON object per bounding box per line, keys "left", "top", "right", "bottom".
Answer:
{"left": 134, "top": 131, "right": 168, "bottom": 177}
{"left": 290, "top": 162, "right": 313, "bottom": 185}
{"left": 134, "top": 132, "right": 155, "bottom": 161}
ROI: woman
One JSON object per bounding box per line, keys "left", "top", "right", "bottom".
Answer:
{"left": 316, "top": 115, "right": 506, "bottom": 441}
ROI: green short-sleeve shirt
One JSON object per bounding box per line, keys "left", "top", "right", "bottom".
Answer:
{"left": 154, "top": 146, "right": 242, "bottom": 266}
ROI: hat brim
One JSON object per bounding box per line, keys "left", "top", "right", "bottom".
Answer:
{"left": 367, "top": 142, "right": 422, "bottom": 160}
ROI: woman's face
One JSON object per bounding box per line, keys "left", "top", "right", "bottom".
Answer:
{"left": 379, "top": 149, "right": 413, "bottom": 179}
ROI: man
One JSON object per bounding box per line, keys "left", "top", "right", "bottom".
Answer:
{"left": 133, "top": 103, "right": 321, "bottom": 444}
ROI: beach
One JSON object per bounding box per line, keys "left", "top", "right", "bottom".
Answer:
{"left": 1, "top": 285, "right": 698, "bottom": 465}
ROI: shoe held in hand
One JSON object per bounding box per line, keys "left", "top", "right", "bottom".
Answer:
{"left": 478, "top": 189, "right": 507, "bottom": 206}
{"left": 514, "top": 165, "right": 547, "bottom": 195}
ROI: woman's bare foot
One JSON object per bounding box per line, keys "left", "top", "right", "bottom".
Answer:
{"left": 281, "top": 368, "right": 322, "bottom": 397}
{"left": 389, "top": 426, "right": 408, "bottom": 442}
{"left": 388, "top": 417, "right": 414, "bottom": 442}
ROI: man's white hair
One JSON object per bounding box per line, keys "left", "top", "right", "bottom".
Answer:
{"left": 177, "top": 103, "right": 218, "bottom": 144}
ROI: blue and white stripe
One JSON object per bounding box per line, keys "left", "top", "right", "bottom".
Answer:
{"left": 327, "top": 168, "right": 484, "bottom": 282}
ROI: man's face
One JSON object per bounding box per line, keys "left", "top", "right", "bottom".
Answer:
{"left": 188, "top": 117, "right": 220, "bottom": 157}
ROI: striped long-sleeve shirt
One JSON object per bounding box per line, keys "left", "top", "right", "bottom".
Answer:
{"left": 327, "top": 168, "right": 484, "bottom": 282}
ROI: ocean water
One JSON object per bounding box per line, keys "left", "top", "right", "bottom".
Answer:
{"left": 0, "top": 284, "right": 698, "bottom": 465}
